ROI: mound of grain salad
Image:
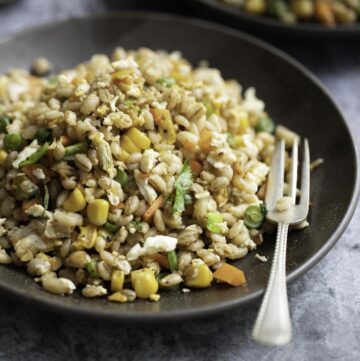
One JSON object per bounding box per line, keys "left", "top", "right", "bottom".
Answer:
{"left": 0, "top": 48, "right": 299, "bottom": 303}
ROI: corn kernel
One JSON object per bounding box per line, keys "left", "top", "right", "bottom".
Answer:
{"left": 185, "top": 264, "right": 213, "bottom": 288}
{"left": 170, "top": 70, "right": 185, "bottom": 82}
{"left": 118, "top": 148, "right": 130, "bottom": 161}
{"left": 234, "top": 135, "right": 244, "bottom": 148}
{"left": 149, "top": 294, "right": 160, "bottom": 302}
{"left": 87, "top": 199, "right": 110, "bottom": 226}
{"left": 150, "top": 108, "right": 176, "bottom": 144}
{"left": 112, "top": 68, "right": 133, "bottom": 80}
{"left": 120, "top": 135, "right": 141, "bottom": 154}
{"left": 244, "top": 0, "right": 266, "bottom": 14}
{"left": 96, "top": 103, "right": 109, "bottom": 117}
{"left": 238, "top": 113, "right": 249, "bottom": 133}
{"left": 63, "top": 188, "right": 87, "bottom": 212}
{"left": 131, "top": 268, "right": 159, "bottom": 299}
{"left": 126, "top": 127, "right": 151, "bottom": 150}
{"left": 0, "top": 150, "right": 8, "bottom": 167}
{"left": 108, "top": 292, "right": 127, "bottom": 303}
{"left": 111, "top": 270, "right": 125, "bottom": 292}
{"left": 73, "top": 225, "right": 97, "bottom": 250}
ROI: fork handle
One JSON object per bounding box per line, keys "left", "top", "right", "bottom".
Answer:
{"left": 251, "top": 222, "right": 292, "bottom": 346}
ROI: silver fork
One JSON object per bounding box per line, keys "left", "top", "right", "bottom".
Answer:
{"left": 251, "top": 138, "right": 310, "bottom": 346}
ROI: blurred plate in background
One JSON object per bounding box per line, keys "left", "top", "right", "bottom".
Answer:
{"left": 189, "top": 0, "right": 360, "bottom": 37}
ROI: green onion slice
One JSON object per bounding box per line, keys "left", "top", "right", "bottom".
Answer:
{"left": 18, "top": 142, "right": 49, "bottom": 168}
{"left": 244, "top": 204, "right": 267, "bottom": 229}
{"left": 206, "top": 212, "right": 224, "bottom": 234}
{"left": 167, "top": 250, "right": 178, "bottom": 272}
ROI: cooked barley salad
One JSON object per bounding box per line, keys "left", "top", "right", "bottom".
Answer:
{"left": 0, "top": 48, "right": 302, "bottom": 303}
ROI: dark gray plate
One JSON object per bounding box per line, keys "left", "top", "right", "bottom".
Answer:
{"left": 190, "top": 0, "right": 360, "bottom": 37}
{"left": 0, "top": 13, "right": 358, "bottom": 322}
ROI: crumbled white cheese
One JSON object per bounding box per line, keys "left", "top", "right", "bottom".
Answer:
{"left": 134, "top": 169, "right": 157, "bottom": 205}
{"left": 25, "top": 204, "right": 45, "bottom": 218}
{"left": 242, "top": 87, "right": 264, "bottom": 114}
{"left": 127, "top": 235, "right": 178, "bottom": 261}
{"left": 106, "top": 180, "right": 124, "bottom": 206}
{"left": 112, "top": 58, "right": 138, "bottom": 70}
{"left": 8, "top": 82, "right": 28, "bottom": 102}
{"left": 32, "top": 168, "right": 46, "bottom": 180}
{"left": 75, "top": 82, "right": 90, "bottom": 97}
{"left": 12, "top": 140, "right": 40, "bottom": 169}
{"left": 109, "top": 95, "right": 119, "bottom": 112}
{"left": 193, "top": 68, "right": 223, "bottom": 86}
{"left": 140, "top": 149, "right": 159, "bottom": 173}
{"left": 255, "top": 253, "right": 268, "bottom": 263}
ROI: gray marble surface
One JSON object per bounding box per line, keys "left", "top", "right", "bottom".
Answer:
{"left": 0, "top": 1, "right": 359, "bottom": 360}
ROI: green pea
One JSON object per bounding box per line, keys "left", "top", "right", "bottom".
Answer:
{"left": 35, "top": 128, "right": 51, "bottom": 143}
{"left": 156, "top": 77, "right": 176, "bottom": 87}
{"left": 0, "top": 115, "right": 10, "bottom": 133}
{"left": 114, "top": 169, "right": 128, "bottom": 187}
{"left": 104, "top": 222, "right": 120, "bottom": 234}
{"left": 4, "top": 133, "right": 23, "bottom": 151}
{"left": 255, "top": 116, "right": 275, "bottom": 133}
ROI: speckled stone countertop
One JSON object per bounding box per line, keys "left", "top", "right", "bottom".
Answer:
{"left": 0, "top": 1, "right": 359, "bottom": 360}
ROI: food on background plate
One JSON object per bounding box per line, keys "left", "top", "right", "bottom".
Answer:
{"left": 0, "top": 47, "right": 302, "bottom": 303}
{"left": 221, "top": 0, "right": 360, "bottom": 26}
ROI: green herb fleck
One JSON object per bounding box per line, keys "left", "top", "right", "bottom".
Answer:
{"left": 114, "top": 169, "right": 128, "bottom": 187}
{"left": 104, "top": 222, "right": 120, "bottom": 234}
{"left": 131, "top": 218, "right": 143, "bottom": 232}
{"left": 35, "top": 128, "right": 52, "bottom": 144}
{"left": 171, "top": 160, "right": 193, "bottom": 213}
{"left": 0, "top": 115, "right": 11, "bottom": 133}
{"left": 124, "top": 99, "right": 136, "bottom": 106}
{"left": 255, "top": 116, "right": 275, "bottom": 134}
{"left": 184, "top": 194, "right": 193, "bottom": 206}
{"left": 226, "top": 132, "right": 236, "bottom": 148}
{"left": 156, "top": 77, "right": 176, "bottom": 88}
{"left": 204, "top": 100, "right": 214, "bottom": 118}
{"left": 43, "top": 184, "right": 50, "bottom": 210}
{"left": 86, "top": 260, "right": 99, "bottom": 278}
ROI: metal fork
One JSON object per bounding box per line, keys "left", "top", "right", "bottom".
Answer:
{"left": 251, "top": 138, "right": 310, "bottom": 346}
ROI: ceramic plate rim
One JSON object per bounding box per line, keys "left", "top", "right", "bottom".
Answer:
{"left": 0, "top": 12, "right": 358, "bottom": 322}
